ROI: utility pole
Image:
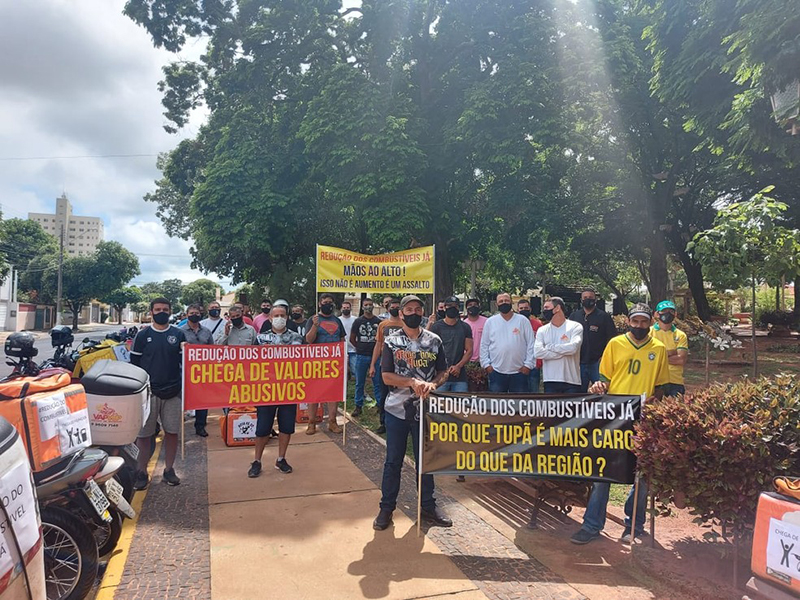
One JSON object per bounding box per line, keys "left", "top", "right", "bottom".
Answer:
{"left": 56, "top": 224, "right": 64, "bottom": 326}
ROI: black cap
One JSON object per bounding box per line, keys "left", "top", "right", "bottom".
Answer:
{"left": 443, "top": 295, "right": 459, "bottom": 304}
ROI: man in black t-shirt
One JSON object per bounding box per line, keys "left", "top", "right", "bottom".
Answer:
{"left": 350, "top": 298, "right": 382, "bottom": 417}
{"left": 568, "top": 287, "right": 617, "bottom": 392}
{"left": 131, "top": 297, "right": 186, "bottom": 489}
{"left": 430, "top": 296, "right": 473, "bottom": 393}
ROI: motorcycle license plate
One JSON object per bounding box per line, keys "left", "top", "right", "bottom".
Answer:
{"left": 105, "top": 478, "right": 136, "bottom": 519}
{"left": 124, "top": 443, "right": 140, "bottom": 461}
{"left": 84, "top": 479, "right": 112, "bottom": 522}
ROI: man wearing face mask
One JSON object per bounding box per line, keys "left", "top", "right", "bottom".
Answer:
{"left": 534, "top": 297, "right": 583, "bottom": 393}
{"left": 377, "top": 296, "right": 394, "bottom": 321}
{"left": 252, "top": 298, "right": 272, "bottom": 333}
{"left": 430, "top": 296, "right": 473, "bottom": 393}
{"left": 427, "top": 300, "right": 447, "bottom": 330}
{"left": 201, "top": 300, "right": 227, "bottom": 345}
{"left": 131, "top": 297, "right": 186, "bottom": 489}
{"left": 651, "top": 300, "right": 688, "bottom": 396}
{"left": 222, "top": 305, "right": 257, "bottom": 346}
{"left": 249, "top": 304, "right": 304, "bottom": 477}
{"left": 305, "top": 293, "right": 345, "bottom": 434}
{"left": 569, "top": 288, "right": 617, "bottom": 393}
{"left": 339, "top": 301, "right": 358, "bottom": 380}
{"left": 289, "top": 305, "right": 306, "bottom": 336}
{"left": 374, "top": 295, "right": 451, "bottom": 531}
{"left": 350, "top": 298, "right": 382, "bottom": 417}
{"left": 570, "top": 303, "right": 670, "bottom": 546}
{"left": 370, "top": 298, "right": 403, "bottom": 433}
{"left": 180, "top": 304, "right": 215, "bottom": 437}
{"left": 480, "top": 292, "right": 536, "bottom": 393}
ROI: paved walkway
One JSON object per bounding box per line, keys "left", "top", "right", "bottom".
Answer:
{"left": 99, "top": 413, "right": 585, "bottom": 600}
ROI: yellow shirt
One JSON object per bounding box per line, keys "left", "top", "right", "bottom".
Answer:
{"left": 599, "top": 333, "right": 670, "bottom": 396}
{"left": 651, "top": 324, "right": 689, "bottom": 384}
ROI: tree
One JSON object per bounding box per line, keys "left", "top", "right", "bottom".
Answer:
{"left": 41, "top": 241, "right": 140, "bottom": 330}
{"left": 180, "top": 278, "right": 220, "bottom": 308}
{"left": 690, "top": 188, "right": 800, "bottom": 376}
{"left": 0, "top": 219, "right": 59, "bottom": 300}
{"left": 101, "top": 287, "right": 144, "bottom": 325}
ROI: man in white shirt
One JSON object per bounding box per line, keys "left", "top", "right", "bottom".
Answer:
{"left": 200, "top": 300, "right": 227, "bottom": 345}
{"left": 339, "top": 300, "right": 358, "bottom": 379}
{"left": 479, "top": 292, "right": 536, "bottom": 393}
{"left": 534, "top": 297, "right": 583, "bottom": 393}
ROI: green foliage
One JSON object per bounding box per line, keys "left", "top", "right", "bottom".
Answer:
{"left": 101, "top": 286, "right": 144, "bottom": 325}
{"left": 180, "top": 278, "right": 220, "bottom": 308}
{"left": 690, "top": 189, "right": 800, "bottom": 289}
{"left": 758, "top": 310, "right": 798, "bottom": 328}
{"left": 139, "top": 279, "right": 184, "bottom": 310}
{"left": 0, "top": 219, "right": 59, "bottom": 298}
{"left": 636, "top": 374, "right": 800, "bottom": 539}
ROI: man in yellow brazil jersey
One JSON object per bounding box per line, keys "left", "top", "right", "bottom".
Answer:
{"left": 651, "top": 300, "right": 689, "bottom": 396}
{"left": 570, "top": 303, "right": 670, "bottom": 546}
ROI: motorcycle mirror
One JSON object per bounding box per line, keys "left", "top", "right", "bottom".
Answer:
{"left": 82, "top": 338, "right": 91, "bottom": 344}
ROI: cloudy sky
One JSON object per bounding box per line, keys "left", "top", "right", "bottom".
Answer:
{"left": 0, "top": 0, "right": 232, "bottom": 288}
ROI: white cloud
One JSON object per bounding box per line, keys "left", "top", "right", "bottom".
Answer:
{"left": 0, "top": 0, "right": 217, "bottom": 286}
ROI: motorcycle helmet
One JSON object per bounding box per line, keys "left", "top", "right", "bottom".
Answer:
{"left": 50, "top": 325, "right": 74, "bottom": 348}
{"left": 5, "top": 331, "right": 38, "bottom": 358}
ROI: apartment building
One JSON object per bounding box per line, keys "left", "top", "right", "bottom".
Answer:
{"left": 28, "top": 193, "right": 105, "bottom": 256}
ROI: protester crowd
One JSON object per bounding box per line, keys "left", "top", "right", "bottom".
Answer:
{"left": 130, "top": 289, "right": 689, "bottom": 544}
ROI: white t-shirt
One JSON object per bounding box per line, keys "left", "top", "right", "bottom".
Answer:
{"left": 479, "top": 313, "right": 536, "bottom": 374}
{"left": 534, "top": 320, "right": 583, "bottom": 385}
{"left": 339, "top": 314, "right": 357, "bottom": 353}
{"left": 200, "top": 317, "right": 226, "bottom": 345}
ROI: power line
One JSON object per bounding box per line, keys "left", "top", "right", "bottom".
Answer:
{"left": 0, "top": 153, "right": 159, "bottom": 162}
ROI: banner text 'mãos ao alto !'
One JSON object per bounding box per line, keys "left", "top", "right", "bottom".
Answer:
{"left": 316, "top": 244, "right": 434, "bottom": 293}
{"left": 183, "top": 343, "right": 346, "bottom": 411}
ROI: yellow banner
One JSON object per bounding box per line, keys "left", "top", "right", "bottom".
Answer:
{"left": 316, "top": 245, "right": 435, "bottom": 293}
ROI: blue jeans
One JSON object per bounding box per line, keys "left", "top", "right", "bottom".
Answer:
{"left": 528, "top": 368, "right": 541, "bottom": 393}
{"left": 380, "top": 412, "right": 435, "bottom": 511}
{"left": 437, "top": 381, "right": 468, "bottom": 393}
{"left": 543, "top": 381, "right": 582, "bottom": 394}
{"left": 488, "top": 371, "right": 528, "bottom": 393}
{"left": 582, "top": 480, "right": 648, "bottom": 535}
{"left": 580, "top": 361, "right": 601, "bottom": 393}
{"left": 348, "top": 352, "right": 357, "bottom": 379}
{"left": 354, "top": 354, "right": 382, "bottom": 408}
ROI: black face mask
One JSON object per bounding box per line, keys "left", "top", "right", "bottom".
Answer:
{"left": 629, "top": 326, "right": 649, "bottom": 341}
{"left": 209, "top": 309, "right": 220, "bottom": 318}
{"left": 362, "top": 306, "right": 373, "bottom": 314}
{"left": 467, "top": 306, "right": 480, "bottom": 316}
{"left": 320, "top": 304, "right": 334, "bottom": 316}
{"left": 519, "top": 309, "right": 531, "bottom": 318}
{"left": 436, "top": 309, "right": 446, "bottom": 319}
{"left": 342, "top": 309, "right": 351, "bottom": 316}
{"left": 541, "top": 309, "right": 554, "bottom": 321}
{"left": 152, "top": 312, "right": 170, "bottom": 325}
{"left": 389, "top": 308, "right": 400, "bottom": 318}
{"left": 231, "top": 317, "right": 244, "bottom": 328}
{"left": 582, "top": 298, "right": 596, "bottom": 309}
{"left": 188, "top": 314, "right": 201, "bottom": 323}
{"left": 291, "top": 312, "right": 302, "bottom": 320}
{"left": 659, "top": 313, "right": 675, "bottom": 324}
{"left": 261, "top": 307, "right": 270, "bottom": 314}
{"left": 445, "top": 306, "right": 460, "bottom": 319}
{"left": 403, "top": 313, "right": 423, "bottom": 329}
{"left": 498, "top": 303, "right": 512, "bottom": 314}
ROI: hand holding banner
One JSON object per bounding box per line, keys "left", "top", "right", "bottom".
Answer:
{"left": 422, "top": 392, "right": 642, "bottom": 484}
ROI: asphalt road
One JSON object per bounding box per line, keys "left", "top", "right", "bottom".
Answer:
{"left": 3, "top": 324, "right": 127, "bottom": 376}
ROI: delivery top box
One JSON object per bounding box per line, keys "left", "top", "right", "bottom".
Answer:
{"left": 752, "top": 491, "right": 800, "bottom": 595}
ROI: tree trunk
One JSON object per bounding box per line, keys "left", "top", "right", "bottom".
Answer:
{"left": 648, "top": 233, "right": 668, "bottom": 308}
{"left": 796, "top": 277, "right": 799, "bottom": 313}
{"left": 434, "top": 240, "right": 453, "bottom": 302}
{"left": 751, "top": 276, "right": 758, "bottom": 378}
{"left": 72, "top": 306, "right": 80, "bottom": 331}
{"left": 776, "top": 284, "right": 780, "bottom": 311}
{"left": 683, "top": 258, "right": 711, "bottom": 321}
{"left": 117, "top": 305, "right": 124, "bottom": 325}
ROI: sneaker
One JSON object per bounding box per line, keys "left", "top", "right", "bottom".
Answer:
{"left": 620, "top": 528, "right": 643, "bottom": 545}
{"left": 570, "top": 529, "right": 599, "bottom": 545}
{"left": 270, "top": 429, "right": 279, "bottom": 438}
{"left": 375, "top": 425, "right": 386, "bottom": 434}
{"left": 373, "top": 509, "right": 393, "bottom": 531}
{"left": 248, "top": 461, "right": 262, "bottom": 478}
{"left": 456, "top": 476, "right": 466, "bottom": 483}
{"left": 352, "top": 406, "right": 362, "bottom": 417}
{"left": 163, "top": 468, "right": 181, "bottom": 486}
{"left": 195, "top": 426, "right": 208, "bottom": 437}
{"left": 275, "top": 458, "right": 293, "bottom": 474}
{"left": 328, "top": 421, "right": 342, "bottom": 434}
{"left": 133, "top": 470, "right": 149, "bottom": 490}
{"left": 421, "top": 506, "right": 453, "bottom": 527}
{"left": 306, "top": 422, "right": 317, "bottom": 435}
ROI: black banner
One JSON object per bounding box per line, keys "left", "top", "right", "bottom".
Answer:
{"left": 422, "top": 393, "right": 642, "bottom": 484}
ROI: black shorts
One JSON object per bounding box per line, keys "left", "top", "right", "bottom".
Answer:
{"left": 256, "top": 405, "right": 297, "bottom": 437}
